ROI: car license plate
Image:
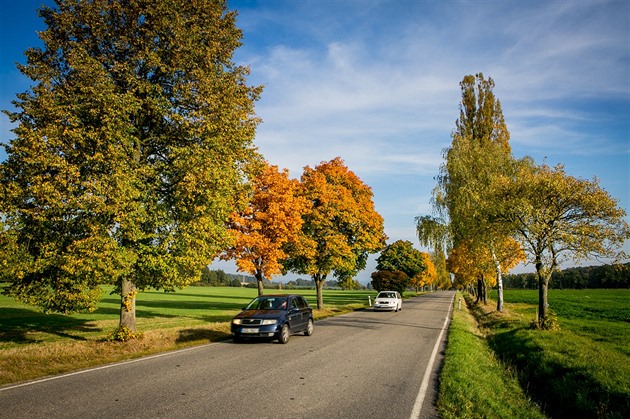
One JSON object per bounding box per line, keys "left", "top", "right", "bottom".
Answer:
{"left": 242, "top": 328, "right": 259, "bottom": 334}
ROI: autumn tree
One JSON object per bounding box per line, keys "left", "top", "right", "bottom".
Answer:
{"left": 433, "top": 73, "right": 518, "bottom": 311}
{"left": 221, "top": 162, "right": 309, "bottom": 296}
{"left": 0, "top": 0, "right": 261, "bottom": 333}
{"left": 410, "top": 252, "right": 437, "bottom": 291}
{"left": 337, "top": 275, "right": 362, "bottom": 290}
{"left": 447, "top": 238, "right": 524, "bottom": 304}
{"left": 497, "top": 160, "right": 629, "bottom": 327}
{"left": 284, "top": 157, "right": 386, "bottom": 309}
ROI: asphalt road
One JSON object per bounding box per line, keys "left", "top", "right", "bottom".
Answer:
{"left": 0, "top": 291, "right": 454, "bottom": 419}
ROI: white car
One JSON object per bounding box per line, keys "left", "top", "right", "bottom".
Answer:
{"left": 373, "top": 291, "right": 402, "bottom": 312}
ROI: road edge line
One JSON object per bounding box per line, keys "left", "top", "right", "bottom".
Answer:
{"left": 0, "top": 341, "right": 221, "bottom": 393}
{"left": 409, "top": 293, "right": 454, "bottom": 419}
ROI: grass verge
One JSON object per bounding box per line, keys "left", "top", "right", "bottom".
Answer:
{"left": 437, "top": 292, "right": 546, "bottom": 419}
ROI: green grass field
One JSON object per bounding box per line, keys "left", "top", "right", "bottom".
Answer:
{"left": 438, "top": 289, "right": 630, "bottom": 418}
{"left": 0, "top": 286, "right": 387, "bottom": 349}
{"left": 483, "top": 289, "right": 630, "bottom": 418}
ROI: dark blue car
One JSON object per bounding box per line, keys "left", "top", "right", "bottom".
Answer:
{"left": 231, "top": 294, "right": 314, "bottom": 344}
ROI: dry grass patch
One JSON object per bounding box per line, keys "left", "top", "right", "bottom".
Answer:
{"left": 0, "top": 322, "right": 231, "bottom": 386}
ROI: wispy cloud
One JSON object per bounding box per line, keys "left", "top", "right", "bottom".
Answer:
{"left": 2, "top": 0, "right": 627, "bottom": 279}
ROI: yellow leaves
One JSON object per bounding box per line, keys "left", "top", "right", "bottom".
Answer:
{"left": 410, "top": 252, "right": 437, "bottom": 288}
{"left": 122, "top": 290, "right": 138, "bottom": 313}
{"left": 507, "top": 161, "right": 630, "bottom": 263}
{"left": 495, "top": 237, "right": 526, "bottom": 273}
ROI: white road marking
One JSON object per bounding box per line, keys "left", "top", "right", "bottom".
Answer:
{"left": 0, "top": 342, "right": 219, "bottom": 392}
{"left": 409, "top": 295, "right": 454, "bottom": 419}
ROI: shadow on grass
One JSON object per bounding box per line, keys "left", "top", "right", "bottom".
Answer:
{"left": 0, "top": 307, "right": 102, "bottom": 344}
{"left": 466, "top": 297, "right": 629, "bottom": 419}
{"left": 175, "top": 328, "right": 230, "bottom": 344}
{"left": 488, "top": 327, "right": 629, "bottom": 419}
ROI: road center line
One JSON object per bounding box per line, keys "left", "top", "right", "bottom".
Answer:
{"left": 409, "top": 295, "right": 454, "bottom": 419}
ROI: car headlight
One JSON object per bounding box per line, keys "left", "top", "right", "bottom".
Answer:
{"left": 261, "top": 319, "right": 277, "bottom": 325}
{"left": 232, "top": 319, "right": 242, "bottom": 325}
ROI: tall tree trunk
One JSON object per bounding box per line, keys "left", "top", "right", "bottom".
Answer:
{"left": 535, "top": 261, "right": 551, "bottom": 327}
{"left": 537, "top": 275, "right": 548, "bottom": 325}
{"left": 119, "top": 276, "right": 137, "bottom": 332}
{"left": 475, "top": 277, "right": 481, "bottom": 304}
{"left": 255, "top": 271, "right": 264, "bottom": 296}
{"left": 492, "top": 250, "right": 504, "bottom": 312}
{"left": 314, "top": 274, "right": 325, "bottom": 309}
{"left": 475, "top": 276, "right": 487, "bottom": 304}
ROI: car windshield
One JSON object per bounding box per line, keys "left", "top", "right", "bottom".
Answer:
{"left": 245, "top": 297, "right": 288, "bottom": 310}
{"left": 377, "top": 292, "right": 396, "bottom": 299}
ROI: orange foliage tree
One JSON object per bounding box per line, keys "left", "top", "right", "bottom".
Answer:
{"left": 284, "top": 157, "right": 386, "bottom": 309}
{"left": 448, "top": 238, "right": 524, "bottom": 304}
{"left": 410, "top": 252, "right": 437, "bottom": 291}
{"left": 222, "top": 162, "right": 309, "bottom": 296}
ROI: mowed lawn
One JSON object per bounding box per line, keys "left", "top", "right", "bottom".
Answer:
{"left": 0, "top": 286, "right": 384, "bottom": 348}
{"left": 0, "top": 285, "right": 390, "bottom": 385}
{"left": 484, "top": 289, "right": 630, "bottom": 418}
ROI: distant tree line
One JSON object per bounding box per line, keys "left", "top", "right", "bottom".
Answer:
{"left": 195, "top": 267, "right": 348, "bottom": 289}
{"left": 503, "top": 263, "right": 630, "bottom": 289}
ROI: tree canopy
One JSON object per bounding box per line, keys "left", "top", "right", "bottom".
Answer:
{"left": 376, "top": 239, "right": 427, "bottom": 281}
{"left": 422, "top": 72, "right": 628, "bottom": 323}
{"left": 371, "top": 270, "right": 408, "bottom": 295}
{"left": 498, "top": 160, "right": 629, "bottom": 326}
{"left": 221, "top": 162, "right": 309, "bottom": 296}
{"left": 0, "top": 0, "right": 261, "bottom": 332}
{"left": 283, "top": 157, "right": 386, "bottom": 309}
{"left": 415, "top": 215, "right": 451, "bottom": 289}
{"left": 410, "top": 252, "right": 437, "bottom": 290}
{"left": 433, "top": 73, "right": 520, "bottom": 310}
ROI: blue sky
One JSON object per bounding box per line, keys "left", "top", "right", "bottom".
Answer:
{"left": 1, "top": 0, "right": 628, "bottom": 284}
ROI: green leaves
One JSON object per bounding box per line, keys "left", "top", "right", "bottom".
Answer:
{"left": 504, "top": 161, "right": 629, "bottom": 267}
{"left": 0, "top": 0, "right": 261, "bottom": 322}
{"left": 430, "top": 72, "right": 629, "bottom": 323}
{"left": 376, "top": 240, "right": 426, "bottom": 279}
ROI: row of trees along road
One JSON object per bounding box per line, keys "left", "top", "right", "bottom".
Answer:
{"left": 222, "top": 158, "right": 386, "bottom": 309}
{"left": 0, "top": 0, "right": 387, "bottom": 334}
{"left": 417, "top": 73, "right": 629, "bottom": 328}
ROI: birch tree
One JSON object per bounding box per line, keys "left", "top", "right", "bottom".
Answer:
{"left": 434, "top": 73, "right": 517, "bottom": 311}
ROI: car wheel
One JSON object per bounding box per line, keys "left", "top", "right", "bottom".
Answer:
{"left": 304, "top": 318, "right": 314, "bottom": 336}
{"left": 278, "top": 324, "right": 290, "bottom": 344}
